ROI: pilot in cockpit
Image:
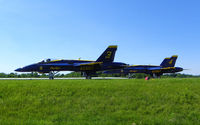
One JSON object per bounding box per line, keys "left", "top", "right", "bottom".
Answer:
{"left": 46, "top": 59, "right": 51, "bottom": 62}
{"left": 40, "top": 59, "right": 51, "bottom": 63}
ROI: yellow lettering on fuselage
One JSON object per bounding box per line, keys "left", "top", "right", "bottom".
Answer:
{"left": 130, "top": 70, "right": 137, "bottom": 72}
{"left": 50, "top": 67, "right": 61, "bottom": 70}
{"left": 80, "top": 66, "right": 94, "bottom": 71}
{"left": 152, "top": 70, "right": 161, "bottom": 73}
{"left": 40, "top": 66, "right": 43, "bottom": 70}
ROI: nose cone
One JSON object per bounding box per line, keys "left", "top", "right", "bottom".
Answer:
{"left": 179, "top": 67, "right": 183, "bottom": 71}
{"left": 122, "top": 63, "right": 129, "bottom": 67}
{"left": 176, "top": 67, "right": 183, "bottom": 72}
{"left": 115, "top": 62, "right": 128, "bottom": 69}
{"left": 15, "top": 68, "right": 23, "bottom": 72}
{"left": 119, "top": 63, "right": 128, "bottom": 68}
{"left": 15, "top": 64, "right": 38, "bottom": 72}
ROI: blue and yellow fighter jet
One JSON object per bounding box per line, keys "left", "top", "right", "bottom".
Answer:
{"left": 15, "top": 45, "right": 127, "bottom": 79}
{"left": 103, "top": 55, "right": 183, "bottom": 78}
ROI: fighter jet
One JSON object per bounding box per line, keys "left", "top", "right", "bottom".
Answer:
{"left": 103, "top": 55, "right": 183, "bottom": 78}
{"left": 15, "top": 45, "right": 127, "bottom": 79}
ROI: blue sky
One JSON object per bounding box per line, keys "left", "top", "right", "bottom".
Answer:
{"left": 0, "top": 0, "right": 199, "bottom": 75}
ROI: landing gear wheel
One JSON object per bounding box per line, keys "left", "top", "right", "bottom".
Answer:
{"left": 153, "top": 73, "right": 157, "bottom": 78}
{"left": 128, "top": 73, "right": 133, "bottom": 79}
{"left": 84, "top": 72, "right": 94, "bottom": 79}
{"left": 151, "top": 73, "right": 161, "bottom": 78}
{"left": 49, "top": 72, "right": 54, "bottom": 80}
{"left": 86, "top": 76, "right": 92, "bottom": 79}
{"left": 49, "top": 71, "right": 59, "bottom": 80}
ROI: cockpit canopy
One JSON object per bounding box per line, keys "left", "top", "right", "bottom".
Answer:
{"left": 39, "top": 58, "right": 60, "bottom": 63}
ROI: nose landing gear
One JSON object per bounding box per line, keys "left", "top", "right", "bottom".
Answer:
{"left": 49, "top": 71, "right": 59, "bottom": 80}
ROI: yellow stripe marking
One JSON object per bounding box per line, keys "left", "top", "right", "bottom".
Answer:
{"left": 172, "top": 55, "right": 178, "bottom": 57}
{"left": 108, "top": 45, "right": 117, "bottom": 48}
{"left": 80, "top": 62, "right": 102, "bottom": 66}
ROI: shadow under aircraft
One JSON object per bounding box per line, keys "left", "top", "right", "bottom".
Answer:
{"left": 104, "top": 55, "right": 183, "bottom": 78}
{"left": 15, "top": 45, "right": 127, "bottom": 79}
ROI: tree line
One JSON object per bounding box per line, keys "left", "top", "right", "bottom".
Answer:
{"left": 0, "top": 72, "right": 199, "bottom": 78}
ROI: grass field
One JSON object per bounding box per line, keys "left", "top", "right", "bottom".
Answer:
{"left": 0, "top": 78, "right": 200, "bottom": 125}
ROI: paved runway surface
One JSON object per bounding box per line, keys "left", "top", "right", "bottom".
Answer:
{"left": 0, "top": 77, "right": 128, "bottom": 80}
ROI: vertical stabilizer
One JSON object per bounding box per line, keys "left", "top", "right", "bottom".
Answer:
{"left": 160, "top": 55, "right": 178, "bottom": 67}
{"left": 96, "top": 45, "right": 117, "bottom": 63}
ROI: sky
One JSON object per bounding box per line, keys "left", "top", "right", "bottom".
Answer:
{"left": 0, "top": 0, "right": 199, "bottom": 75}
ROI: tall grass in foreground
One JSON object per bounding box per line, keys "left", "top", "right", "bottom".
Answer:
{"left": 0, "top": 78, "right": 200, "bottom": 125}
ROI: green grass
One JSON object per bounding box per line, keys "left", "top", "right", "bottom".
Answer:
{"left": 0, "top": 78, "right": 200, "bottom": 125}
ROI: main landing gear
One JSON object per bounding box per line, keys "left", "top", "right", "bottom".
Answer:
{"left": 82, "top": 72, "right": 94, "bottom": 79}
{"left": 150, "top": 73, "right": 162, "bottom": 78}
{"left": 86, "top": 76, "right": 92, "bottom": 79}
{"left": 128, "top": 73, "right": 134, "bottom": 79}
{"left": 49, "top": 71, "right": 59, "bottom": 80}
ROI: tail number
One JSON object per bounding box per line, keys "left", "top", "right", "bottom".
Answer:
{"left": 105, "top": 51, "right": 112, "bottom": 59}
{"left": 169, "top": 59, "right": 173, "bottom": 64}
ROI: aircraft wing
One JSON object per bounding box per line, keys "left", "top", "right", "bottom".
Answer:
{"left": 74, "top": 62, "right": 103, "bottom": 71}
{"left": 148, "top": 67, "right": 162, "bottom": 71}
{"left": 39, "top": 63, "right": 73, "bottom": 66}
{"left": 148, "top": 67, "right": 175, "bottom": 71}
{"left": 161, "top": 67, "right": 175, "bottom": 70}
{"left": 74, "top": 62, "right": 103, "bottom": 67}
